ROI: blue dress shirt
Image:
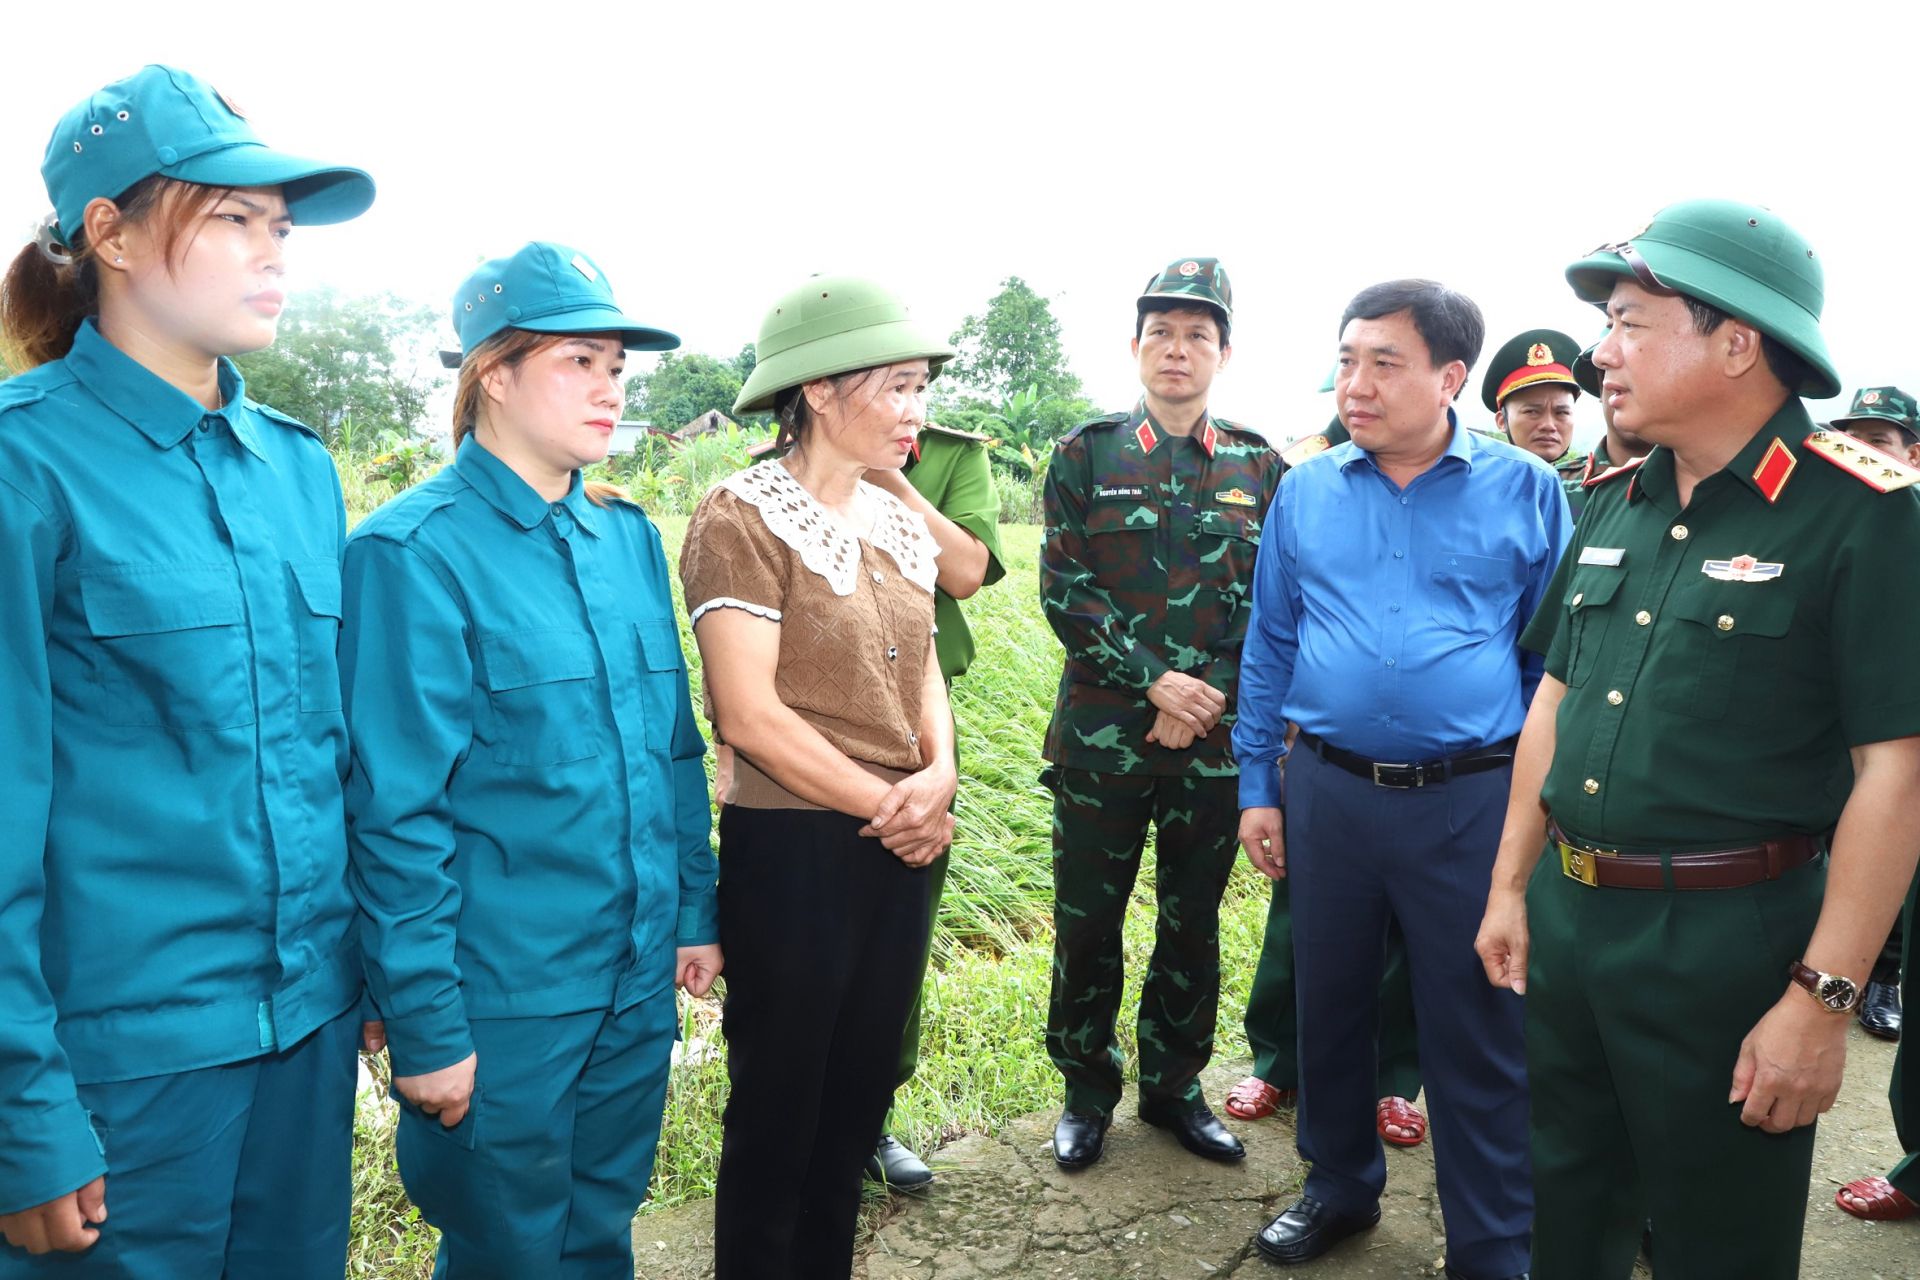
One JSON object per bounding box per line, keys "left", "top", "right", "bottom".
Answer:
{"left": 1233, "top": 414, "right": 1571, "bottom": 808}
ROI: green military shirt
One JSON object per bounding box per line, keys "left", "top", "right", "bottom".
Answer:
{"left": 1558, "top": 441, "right": 1608, "bottom": 523}
{"left": 1521, "top": 397, "right": 1920, "bottom": 848}
{"left": 1040, "top": 400, "right": 1281, "bottom": 776}
{"left": 905, "top": 424, "right": 1006, "bottom": 681}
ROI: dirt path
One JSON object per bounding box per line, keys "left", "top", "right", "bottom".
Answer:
{"left": 633, "top": 1025, "right": 1917, "bottom": 1278}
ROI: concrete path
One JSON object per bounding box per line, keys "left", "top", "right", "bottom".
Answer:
{"left": 632, "top": 1028, "right": 1917, "bottom": 1278}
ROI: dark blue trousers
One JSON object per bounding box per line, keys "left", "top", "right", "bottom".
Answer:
{"left": 1287, "top": 745, "right": 1531, "bottom": 1279}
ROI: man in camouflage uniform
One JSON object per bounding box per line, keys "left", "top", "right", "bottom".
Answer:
{"left": 1561, "top": 337, "right": 1651, "bottom": 522}
{"left": 1040, "top": 257, "right": 1281, "bottom": 1169}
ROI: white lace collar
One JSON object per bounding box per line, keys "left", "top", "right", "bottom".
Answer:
{"left": 718, "top": 460, "right": 940, "bottom": 596}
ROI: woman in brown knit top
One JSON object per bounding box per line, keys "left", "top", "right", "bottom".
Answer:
{"left": 678, "top": 276, "right": 958, "bottom": 1280}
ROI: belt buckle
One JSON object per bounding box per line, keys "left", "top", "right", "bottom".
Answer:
{"left": 1558, "top": 840, "right": 1600, "bottom": 887}
{"left": 1372, "top": 761, "right": 1420, "bottom": 789}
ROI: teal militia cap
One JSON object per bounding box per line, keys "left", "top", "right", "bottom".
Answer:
{"left": 1830, "top": 386, "right": 1919, "bottom": 444}
{"left": 1481, "top": 328, "right": 1581, "bottom": 412}
{"left": 449, "top": 243, "right": 678, "bottom": 361}
{"left": 1565, "top": 199, "right": 1839, "bottom": 399}
{"left": 39, "top": 65, "right": 374, "bottom": 250}
{"left": 1139, "top": 256, "right": 1232, "bottom": 325}
{"left": 734, "top": 275, "right": 953, "bottom": 415}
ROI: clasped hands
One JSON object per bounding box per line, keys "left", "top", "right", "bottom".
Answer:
{"left": 1145, "top": 671, "right": 1225, "bottom": 751}
{"left": 860, "top": 764, "right": 956, "bottom": 867}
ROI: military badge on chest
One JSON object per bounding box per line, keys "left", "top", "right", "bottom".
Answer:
{"left": 1701, "top": 554, "right": 1784, "bottom": 583}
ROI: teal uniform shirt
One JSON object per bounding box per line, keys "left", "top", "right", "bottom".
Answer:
{"left": 341, "top": 439, "right": 718, "bottom": 1077}
{"left": 1523, "top": 398, "right": 1920, "bottom": 847}
{"left": 0, "top": 320, "right": 358, "bottom": 1212}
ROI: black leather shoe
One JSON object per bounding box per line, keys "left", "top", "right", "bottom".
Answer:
{"left": 863, "top": 1134, "right": 933, "bottom": 1190}
{"left": 1445, "top": 1269, "right": 1530, "bottom": 1280}
{"left": 1138, "top": 1098, "right": 1245, "bottom": 1163}
{"left": 1859, "top": 979, "right": 1902, "bottom": 1041}
{"left": 1052, "top": 1110, "right": 1111, "bottom": 1170}
{"left": 1253, "top": 1195, "right": 1380, "bottom": 1264}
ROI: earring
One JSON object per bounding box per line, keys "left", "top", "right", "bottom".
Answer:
{"left": 114, "top": 256, "right": 124, "bottom": 264}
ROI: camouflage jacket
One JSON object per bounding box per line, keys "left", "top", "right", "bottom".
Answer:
{"left": 1040, "top": 400, "right": 1281, "bottom": 776}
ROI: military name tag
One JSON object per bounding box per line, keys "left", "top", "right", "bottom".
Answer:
{"left": 1094, "top": 484, "right": 1148, "bottom": 501}
{"left": 1578, "top": 546, "right": 1626, "bottom": 567}
{"left": 1702, "top": 554, "right": 1783, "bottom": 582}
{"left": 1214, "top": 487, "right": 1258, "bottom": 507}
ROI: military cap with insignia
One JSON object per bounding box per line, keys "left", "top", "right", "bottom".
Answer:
{"left": 1566, "top": 199, "right": 1840, "bottom": 398}
{"left": 1480, "top": 328, "right": 1582, "bottom": 413}
{"left": 1138, "top": 257, "right": 1232, "bottom": 332}
{"left": 1829, "top": 385, "right": 1919, "bottom": 445}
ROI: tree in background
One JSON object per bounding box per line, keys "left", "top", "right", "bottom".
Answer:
{"left": 233, "top": 287, "right": 443, "bottom": 454}
{"left": 624, "top": 351, "right": 745, "bottom": 430}
{"left": 946, "top": 276, "right": 1082, "bottom": 404}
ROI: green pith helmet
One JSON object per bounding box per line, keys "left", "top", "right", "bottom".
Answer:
{"left": 1565, "top": 199, "right": 1840, "bottom": 399}
{"left": 39, "top": 64, "right": 374, "bottom": 251}
{"left": 733, "top": 275, "right": 953, "bottom": 415}
{"left": 1318, "top": 366, "right": 1337, "bottom": 394}
{"left": 1571, "top": 336, "right": 1603, "bottom": 398}
{"left": 447, "top": 242, "right": 677, "bottom": 360}
{"left": 1480, "top": 328, "right": 1582, "bottom": 412}
{"left": 1830, "top": 385, "right": 1920, "bottom": 444}
{"left": 1138, "top": 257, "right": 1232, "bottom": 328}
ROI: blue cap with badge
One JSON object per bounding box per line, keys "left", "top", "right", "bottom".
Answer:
{"left": 38, "top": 64, "right": 375, "bottom": 252}
{"left": 447, "top": 242, "right": 680, "bottom": 361}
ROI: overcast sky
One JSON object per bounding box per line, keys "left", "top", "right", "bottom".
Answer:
{"left": 7, "top": 3, "right": 1917, "bottom": 450}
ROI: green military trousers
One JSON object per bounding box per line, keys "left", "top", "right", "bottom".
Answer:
{"left": 1044, "top": 767, "right": 1241, "bottom": 1117}
{"left": 1888, "top": 864, "right": 1920, "bottom": 1200}
{"left": 1243, "top": 883, "right": 1423, "bottom": 1100}
{"left": 1525, "top": 846, "right": 1826, "bottom": 1280}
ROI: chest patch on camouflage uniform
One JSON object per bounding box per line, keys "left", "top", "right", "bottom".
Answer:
{"left": 1094, "top": 484, "right": 1150, "bottom": 501}
{"left": 1213, "top": 487, "right": 1258, "bottom": 507}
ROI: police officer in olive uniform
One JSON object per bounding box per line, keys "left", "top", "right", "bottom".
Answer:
{"left": 1560, "top": 339, "right": 1653, "bottom": 523}
{"left": 1475, "top": 199, "right": 1920, "bottom": 1278}
{"left": 1482, "top": 328, "right": 1583, "bottom": 475}
{"left": 1041, "top": 258, "right": 1280, "bottom": 1170}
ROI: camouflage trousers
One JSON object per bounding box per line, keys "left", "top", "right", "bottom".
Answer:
{"left": 1043, "top": 766, "right": 1241, "bottom": 1118}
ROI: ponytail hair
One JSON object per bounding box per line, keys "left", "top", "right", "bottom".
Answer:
{"left": 449, "top": 327, "right": 627, "bottom": 509}
{"left": 1, "top": 177, "right": 227, "bottom": 373}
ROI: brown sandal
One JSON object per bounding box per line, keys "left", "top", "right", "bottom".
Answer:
{"left": 1377, "top": 1095, "right": 1425, "bottom": 1148}
{"left": 1836, "top": 1176, "right": 1919, "bottom": 1222}
{"left": 1224, "top": 1076, "right": 1295, "bottom": 1120}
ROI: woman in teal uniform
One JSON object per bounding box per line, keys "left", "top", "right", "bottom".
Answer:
{"left": 340, "top": 242, "right": 721, "bottom": 1278}
{"left": 0, "top": 66, "right": 374, "bottom": 1274}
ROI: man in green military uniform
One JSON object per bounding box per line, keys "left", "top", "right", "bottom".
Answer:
{"left": 1482, "top": 327, "right": 1583, "bottom": 471}
{"left": 1040, "top": 257, "right": 1280, "bottom": 1169}
{"left": 1561, "top": 338, "right": 1651, "bottom": 522}
{"left": 1474, "top": 199, "right": 1920, "bottom": 1278}
{"left": 1227, "top": 369, "right": 1426, "bottom": 1152}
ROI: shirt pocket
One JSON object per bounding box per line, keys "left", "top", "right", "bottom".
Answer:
{"left": 1667, "top": 585, "right": 1796, "bottom": 723}
{"left": 78, "top": 564, "right": 255, "bottom": 731}
{"left": 636, "top": 619, "right": 685, "bottom": 752}
{"left": 1192, "top": 508, "right": 1260, "bottom": 628}
{"left": 478, "top": 628, "right": 602, "bottom": 766}
{"left": 1082, "top": 500, "right": 1160, "bottom": 584}
{"left": 1427, "top": 551, "right": 1516, "bottom": 638}
{"left": 290, "top": 559, "right": 343, "bottom": 714}
{"left": 1561, "top": 569, "right": 1624, "bottom": 689}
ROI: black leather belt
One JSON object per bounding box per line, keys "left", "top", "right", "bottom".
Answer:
{"left": 1295, "top": 730, "right": 1518, "bottom": 789}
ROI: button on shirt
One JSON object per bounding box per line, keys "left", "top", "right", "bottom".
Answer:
{"left": 342, "top": 440, "right": 718, "bottom": 1076}
{"left": 1234, "top": 415, "right": 1572, "bottom": 807}
{"left": 1523, "top": 398, "right": 1920, "bottom": 848}
{"left": 0, "top": 321, "right": 356, "bottom": 1210}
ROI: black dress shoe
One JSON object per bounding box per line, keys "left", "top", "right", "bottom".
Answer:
{"left": 1252, "top": 1195, "right": 1380, "bottom": 1264}
{"left": 1052, "top": 1110, "right": 1111, "bottom": 1170}
{"left": 1138, "top": 1098, "right": 1245, "bottom": 1163}
{"left": 863, "top": 1134, "right": 933, "bottom": 1189}
{"left": 1859, "top": 979, "right": 1902, "bottom": 1041}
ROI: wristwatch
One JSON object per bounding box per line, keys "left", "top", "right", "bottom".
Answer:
{"left": 1788, "top": 960, "right": 1861, "bottom": 1013}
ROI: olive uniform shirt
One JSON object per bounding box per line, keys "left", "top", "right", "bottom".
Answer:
{"left": 905, "top": 425, "right": 1006, "bottom": 681}
{"left": 1041, "top": 400, "right": 1281, "bottom": 777}
{"left": 1521, "top": 398, "right": 1920, "bottom": 848}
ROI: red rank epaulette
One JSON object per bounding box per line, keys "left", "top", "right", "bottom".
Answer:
{"left": 1581, "top": 454, "right": 1646, "bottom": 489}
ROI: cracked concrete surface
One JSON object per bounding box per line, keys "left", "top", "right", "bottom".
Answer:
{"left": 634, "top": 1040, "right": 1916, "bottom": 1279}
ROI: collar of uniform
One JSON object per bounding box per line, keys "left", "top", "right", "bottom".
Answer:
{"left": 64, "top": 319, "right": 258, "bottom": 456}
{"left": 1632, "top": 399, "right": 1812, "bottom": 507}
{"left": 454, "top": 436, "right": 599, "bottom": 534}
{"left": 1341, "top": 407, "right": 1471, "bottom": 472}
{"left": 1128, "top": 398, "right": 1216, "bottom": 457}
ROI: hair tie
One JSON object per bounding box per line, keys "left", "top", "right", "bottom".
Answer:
{"left": 33, "top": 212, "right": 74, "bottom": 267}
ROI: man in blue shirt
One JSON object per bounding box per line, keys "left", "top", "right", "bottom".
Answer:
{"left": 1233, "top": 280, "right": 1569, "bottom": 1280}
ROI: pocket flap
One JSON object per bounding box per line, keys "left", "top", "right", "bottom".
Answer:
{"left": 637, "top": 619, "right": 685, "bottom": 672}
{"left": 480, "top": 628, "right": 598, "bottom": 691}
{"left": 1566, "top": 571, "right": 1624, "bottom": 613}
{"left": 1194, "top": 509, "right": 1256, "bottom": 541}
{"left": 80, "top": 565, "right": 243, "bottom": 636}
{"left": 289, "top": 558, "right": 342, "bottom": 619}
{"left": 1671, "top": 588, "right": 1795, "bottom": 639}
{"left": 1085, "top": 501, "right": 1159, "bottom": 535}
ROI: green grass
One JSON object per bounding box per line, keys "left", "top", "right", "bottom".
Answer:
{"left": 342, "top": 510, "right": 1278, "bottom": 1276}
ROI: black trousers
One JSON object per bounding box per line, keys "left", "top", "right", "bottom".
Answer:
{"left": 712, "top": 804, "right": 933, "bottom": 1280}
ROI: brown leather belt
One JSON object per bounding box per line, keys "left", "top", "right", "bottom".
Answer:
{"left": 1549, "top": 821, "right": 1824, "bottom": 890}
